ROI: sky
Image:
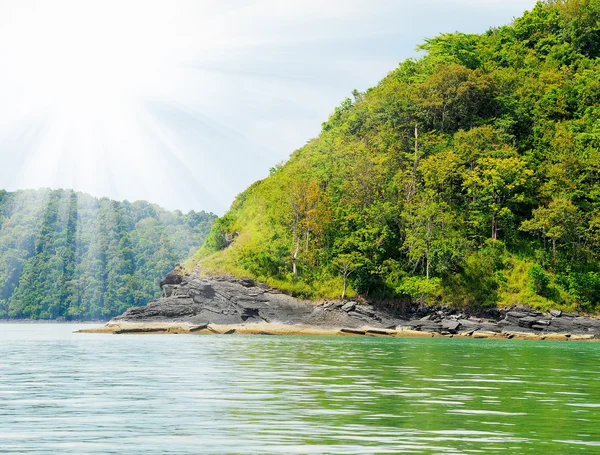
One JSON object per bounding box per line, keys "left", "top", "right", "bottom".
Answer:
{"left": 0, "top": 0, "right": 538, "bottom": 215}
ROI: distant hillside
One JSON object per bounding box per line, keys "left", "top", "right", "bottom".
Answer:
{"left": 0, "top": 189, "right": 215, "bottom": 319}
{"left": 194, "top": 0, "right": 600, "bottom": 313}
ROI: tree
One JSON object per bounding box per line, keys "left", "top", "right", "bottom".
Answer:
{"left": 520, "top": 196, "right": 580, "bottom": 264}
{"left": 402, "top": 194, "right": 454, "bottom": 279}
{"left": 463, "top": 156, "right": 533, "bottom": 241}
{"left": 0, "top": 189, "right": 216, "bottom": 319}
{"left": 334, "top": 252, "right": 364, "bottom": 300}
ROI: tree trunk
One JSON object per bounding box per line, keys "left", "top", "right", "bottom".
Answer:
{"left": 342, "top": 274, "right": 347, "bottom": 300}
{"left": 426, "top": 252, "right": 430, "bottom": 280}
{"left": 305, "top": 228, "right": 310, "bottom": 252}
{"left": 552, "top": 238, "right": 557, "bottom": 265}
{"left": 492, "top": 213, "right": 497, "bottom": 241}
{"left": 407, "top": 124, "right": 419, "bottom": 202}
{"left": 292, "top": 240, "right": 300, "bottom": 279}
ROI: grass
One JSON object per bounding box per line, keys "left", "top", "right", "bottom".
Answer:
{"left": 498, "top": 256, "right": 578, "bottom": 313}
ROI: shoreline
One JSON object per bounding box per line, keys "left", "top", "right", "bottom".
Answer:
{"left": 0, "top": 319, "right": 109, "bottom": 324}
{"left": 78, "top": 321, "right": 599, "bottom": 342}
{"left": 80, "top": 275, "right": 600, "bottom": 343}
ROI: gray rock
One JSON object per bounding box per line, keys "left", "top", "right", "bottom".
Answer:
{"left": 442, "top": 321, "right": 461, "bottom": 333}
{"left": 354, "top": 305, "right": 376, "bottom": 318}
{"left": 160, "top": 269, "right": 184, "bottom": 287}
{"left": 108, "top": 272, "right": 600, "bottom": 339}
{"left": 532, "top": 324, "right": 550, "bottom": 331}
{"left": 341, "top": 301, "right": 357, "bottom": 312}
{"left": 239, "top": 278, "right": 255, "bottom": 288}
{"left": 341, "top": 328, "right": 366, "bottom": 335}
{"left": 518, "top": 316, "right": 539, "bottom": 328}
{"left": 502, "top": 325, "right": 536, "bottom": 335}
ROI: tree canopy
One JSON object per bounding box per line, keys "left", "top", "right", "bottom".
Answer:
{"left": 0, "top": 189, "right": 215, "bottom": 319}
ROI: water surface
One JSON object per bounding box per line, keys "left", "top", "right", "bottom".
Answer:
{"left": 1, "top": 324, "right": 600, "bottom": 454}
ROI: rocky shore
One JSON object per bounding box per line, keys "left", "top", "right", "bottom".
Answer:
{"left": 80, "top": 273, "right": 600, "bottom": 341}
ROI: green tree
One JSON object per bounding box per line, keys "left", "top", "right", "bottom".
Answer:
{"left": 521, "top": 196, "right": 580, "bottom": 264}
{"left": 463, "top": 156, "right": 533, "bottom": 241}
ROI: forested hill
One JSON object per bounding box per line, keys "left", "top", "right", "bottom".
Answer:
{"left": 195, "top": 0, "right": 600, "bottom": 314}
{"left": 0, "top": 189, "right": 215, "bottom": 320}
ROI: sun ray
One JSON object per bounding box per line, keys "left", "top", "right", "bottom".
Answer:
{"left": 0, "top": 0, "right": 538, "bottom": 213}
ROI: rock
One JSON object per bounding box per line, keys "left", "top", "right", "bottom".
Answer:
{"left": 347, "top": 311, "right": 371, "bottom": 322}
{"left": 532, "top": 324, "right": 550, "bottom": 331}
{"left": 341, "top": 328, "right": 365, "bottom": 335}
{"left": 188, "top": 323, "right": 208, "bottom": 332}
{"left": 502, "top": 325, "right": 536, "bottom": 335}
{"left": 442, "top": 320, "right": 461, "bottom": 333}
{"left": 573, "top": 317, "right": 600, "bottom": 329}
{"left": 115, "top": 327, "right": 168, "bottom": 334}
{"left": 457, "top": 319, "right": 480, "bottom": 329}
{"left": 341, "top": 301, "right": 357, "bottom": 312}
{"left": 324, "top": 302, "right": 344, "bottom": 310}
{"left": 160, "top": 269, "right": 184, "bottom": 287}
{"left": 106, "top": 272, "right": 600, "bottom": 342}
{"left": 570, "top": 334, "right": 595, "bottom": 341}
{"left": 548, "top": 318, "right": 574, "bottom": 332}
{"left": 366, "top": 329, "right": 394, "bottom": 336}
{"left": 162, "top": 284, "right": 178, "bottom": 297}
{"left": 518, "top": 316, "right": 538, "bottom": 328}
{"left": 417, "top": 322, "right": 443, "bottom": 333}
{"left": 550, "top": 309, "right": 562, "bottom": 317}
{"left": 354, "top": 305, "right": 376, "bottom": 318}
{"left": 239, "top": 278, "right": 255, "bottom": 288}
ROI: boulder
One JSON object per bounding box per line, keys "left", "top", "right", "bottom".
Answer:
{"left": 442, "top": 320, "right": 461, "bottom": 333}
{"left": 239, "top": 278, "right": 255, "bottom": 288}
{"left": 341, "top": 301, "right": 357, "bottom": 312}
{"left": 160, "top": 270, "right": 184, "bottom": 287}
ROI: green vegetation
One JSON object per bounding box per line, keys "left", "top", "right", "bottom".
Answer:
{"left": 0, "top": 189, "right": 215, "bottom": 319}
{"left": 194, "top": 0, "right": 600, "bottom": 313}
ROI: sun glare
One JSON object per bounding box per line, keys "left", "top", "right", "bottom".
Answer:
{"left": 0, "top": 1, "right": 216, "bottom": 209}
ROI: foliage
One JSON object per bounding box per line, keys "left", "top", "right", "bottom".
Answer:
{"left": 0, "top": 189, "right": 215, "bottom": 320}
{"left": 194, "top": 0, "right": 600, "bottom": 312}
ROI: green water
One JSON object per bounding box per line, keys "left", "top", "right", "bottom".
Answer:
{"left": 1, "top": 324, "right": 599, "bottom": 454}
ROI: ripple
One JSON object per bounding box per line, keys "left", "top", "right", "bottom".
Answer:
{"left": 1, "top": 324, "right": 599, "bottom": 454}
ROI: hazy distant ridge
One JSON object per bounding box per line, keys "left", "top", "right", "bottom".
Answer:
{"left": 0, "top": 188, "right": 215, "bottom": 320}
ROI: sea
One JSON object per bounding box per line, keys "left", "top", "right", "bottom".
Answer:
{"left": 1, "top": 324, "right": 599, "bottom": 454}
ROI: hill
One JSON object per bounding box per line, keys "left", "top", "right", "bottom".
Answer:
{"left": 193, "top": 0, "right": 600, "bottom": 314}
{"left": 0, "top": 189, "right": 215, "bottom": 319}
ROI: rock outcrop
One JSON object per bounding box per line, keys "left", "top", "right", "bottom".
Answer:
{"left": 113, "top": 275, "right": 400, "bottom": 329}
{"left": 90, "top": 274, "right": 600, "bottom": 341}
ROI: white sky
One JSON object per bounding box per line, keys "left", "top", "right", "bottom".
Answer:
{"left": 0, "top": 0, "right": 538, "bottom": 214}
